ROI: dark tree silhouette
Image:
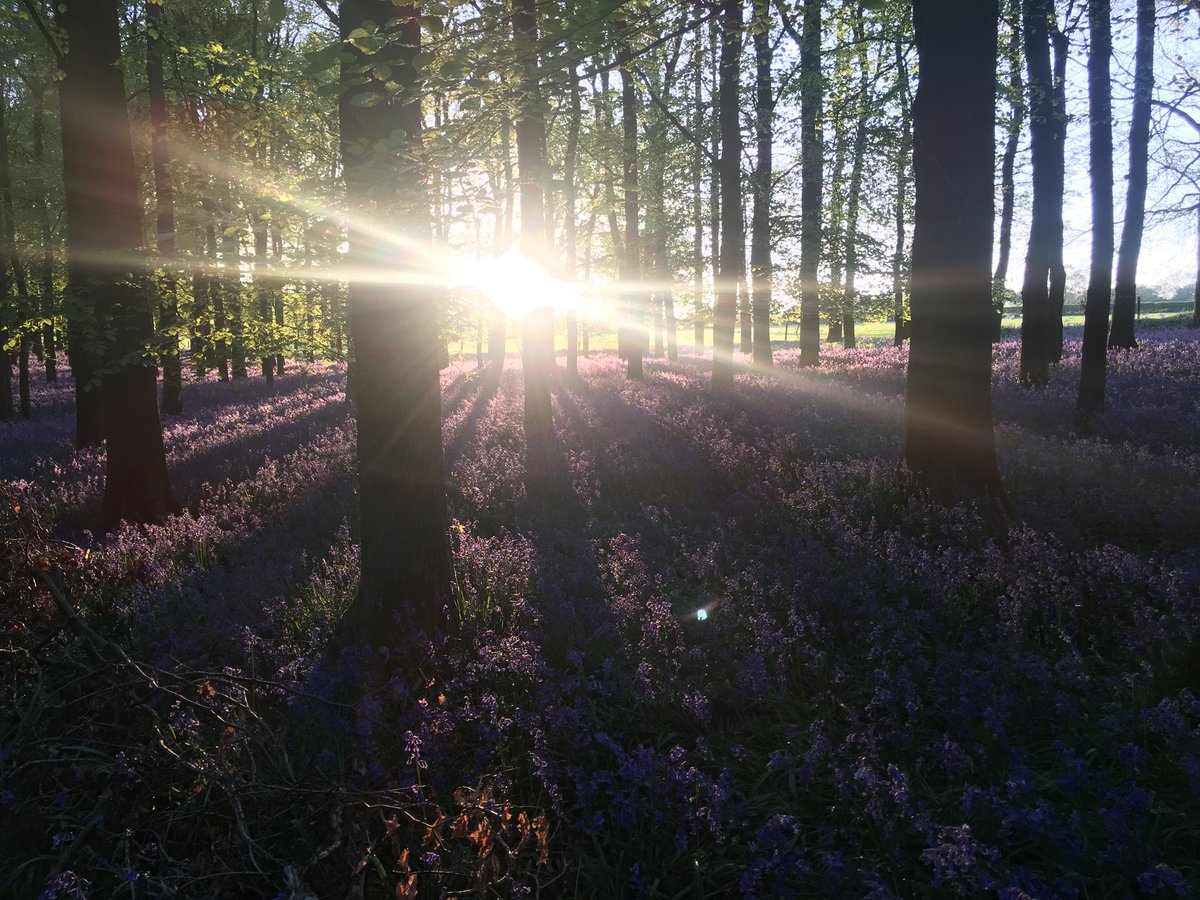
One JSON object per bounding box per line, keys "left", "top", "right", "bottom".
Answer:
{"left": 712, "top": 0, "right": 742, "bottom": 386}
{"left": 797, "top": 0, "right": 822, "bottom": 368}
{"left": 749, "top": 0, "right": 774, "bottom": 369}
{"left": 339, "top": 0, "right": 452, "bottom": 641}
{"left": 902, "top": 0, "right": 1004, "bottom": 504}
{"left": 1109, "top": 0, "right": 1154, "bottom": 349}
{"left": 1078, "top": 0, "right": 1115, "bottom": 415}
{"left": 60, "top": 0, "right": 175, "bottom": 524}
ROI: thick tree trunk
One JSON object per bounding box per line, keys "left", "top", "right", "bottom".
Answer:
{"left": 712, "top": 0, "right": 743, "bottom": 386}
{"left": 1077, "top": 0, "right": 1115, "bottom": 414}
{"left": 148, "top": 0, "right": 183, "bottom": 414}
{"left": 893, "top": 40, "right": 911, "bottom": 347}
{"left": 1018, "top": 0, "right": 1059, "bottom": 386}
{"left": 339, "top": 0, "right": 452, "bottom": 642}
{"left": 750, "top": 0, "right": 774, "bottom": 368}
{"left": 514, "top": 0, "right": 556, "bottom": 474}
{"left": 60, "top": 0, "right": 174, "bottom": 523}
{"left": 272, "top": 219, "right": 285, "bottom": 374}
{"left": 902, "top": 0, "right": 1004, "bottom": 504}
{"left": 798, "top": 0, "right": 822, "bottom": 367}
{"left": 825, "top": 110, "right": 846, "bottom": 347}
{"left": 1109, "top": 0, "right": 1153, "bottom": 349}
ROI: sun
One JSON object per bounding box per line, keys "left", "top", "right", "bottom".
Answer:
{"left": 459, "top": 250, "right": 576, "bottom": 320}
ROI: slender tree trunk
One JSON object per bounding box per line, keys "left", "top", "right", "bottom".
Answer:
{"left": 750, "top": 0, "right": 774, "bottom": 368}
{"left": 0, "top": 82, "right": 31, "bottom": 418}
{"left": 825, "top": 101, "right": 847, "bottom": 346}
{"left": 798, "top": 0, "right": 822, "bottom": 367}
{"left": 1047, "top": 25, "right": 1068, "bottom": 362}
{"left": 0, "top": 144, "right": 10, "bottom": 422}
{"left": 1192, "top": 204, "right": 1200, "bottom": 328}
{"left": 709, "top": 19, "right": 721, "bottom": 354}
{"left": 60, "top": 0, "right": 174, "bottom": 523}
{"left": 840, "top": 11, "right": 871, "bottom": 351}
{"left": 1078, "top": 0, "right": 1115, "bottom": 414}
{"left": 893, "top": 40, "right": 911, "bottom": 347}
{"left": 692, "top": 28, "right": 706, "bottom": 352}
{"left": 272, "top": 218, "right": 285, "bottom": 374}
{"left": 1018, "top": 0, "right": 1057, "bottom": 386}
{"left": 712, "top": 0, "right": 743, "bottom": 386}
{"left": 253, "top": 213, "right": 273, "bottom": 382}
{"left": 223, "top": 187, "right": 247, "bottom": 380}
{"left": 148, "top": 0, "right": 183, "bottom": 414}
{"left": 993, "top": 0, "right": 1024, "bottom": 342}
{"left": 620, "top": 59, "right": 645, "bottom": 379}
{"left": 489, "top": 115, "right": 513, "bottom": 369}
{"left": 1109, "top": 0, "right": 1154, "bottom": 349}
{"left": 902, "top": 0, "right": 1004, "bottom": 504}
{"left": 339, "top": 0, "right": 451, "bottom": 642}
{"left": 31, "top": 86, "right": 57, "bottom": 382}
{"left": 564, "top": 61, "right": 580, "bottom": 376}
{"left": 514, "top": 0, "right": 556, "bottom": 474}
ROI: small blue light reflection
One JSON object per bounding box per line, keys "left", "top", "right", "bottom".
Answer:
{"left": 696, "top": 608, "right": 708, "bottom": 622}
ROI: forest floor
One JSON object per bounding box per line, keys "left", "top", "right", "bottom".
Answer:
{"left": 3, "top": 320, "right": 1199, "bottom": 899}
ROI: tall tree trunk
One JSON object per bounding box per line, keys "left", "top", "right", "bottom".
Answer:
{"left": 514, "top": 0, "right": 556, "bottom": 474}
{"left": 1077, "top": 0, "right": 1115, "bottom": 414}
{"left": 712, "top": 0, "right": 743, "bottom": 386}
{"left": 620, "top": 58, "right": 645, "bottom": 379}
{"left": 798, "top": 0, "right": 822, "bottom": 367}
{"left": 1018, "top": 0, "right": 1058, "bottom": 386}
{"left": 60, "top": 0, "right": 175, "bottom": 523}
{"left": 1109, "top": 0, "right": 1153, "bottom": 349}
{"left": 825, "top": 102, "right": 847, "bottom": 346}
{"left": 223, "top": 187, "right": 247, "bottom": 380}
{"left": 148, "top": 0, "right": 183, "bottom": 414}
{"left": 750, "top": 0, "right": 774, "bottom": 368}
{"left": 1047, "top": 25, "right": 1068, "bottom": 362}
{"left": 1192, "top": 204, "right": 1200, "bottom": 328}
{"left": 709, "top": 19, "right": 721, "bottom": 356}
{"left": 992, "top": 0, "right": 1024, "bottom": 342}
{"left": 840, "top": 11, "right": 871, "bottom": 352}
{"left": 0, "top": 81, "right": 31, "bottom": 419}
{"left": 272, "top": 218, "right": 285, "bottom": 374}
{"left": 692, "top": 27, "right": 706, "bottom": 352}
{"left": 489, "top": 115, "right": 513, "bottom": 370}
{"left": 902, "top": 0, "right": 1004, "bottom": 504}
{"left": 30, "top": 86, "right": 57, "bottom": 383}
{"left": 564, "top": 61, "right": 580, "bottom": 376}
{"left": 253, "top": 212, "right": 274, "bottom": 383}
{"left": 339, "top": 0, "right": 451, "bottom": 642}
{"left": 893, "top": 39, "right": 911, "bottom": 347}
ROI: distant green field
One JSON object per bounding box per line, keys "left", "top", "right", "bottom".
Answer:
{"left": 447, "top": 312, "right": 1193, "bottom": 360}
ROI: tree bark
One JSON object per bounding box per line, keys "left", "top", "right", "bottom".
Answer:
{"left": 339, "top": 0, "right": 452, "bottom": 642}
{"left": 1047, "top": 25, "right": 1068, "bottom": 362}
{"left": 692, "top": 27, "right": 706, "bottom": 352}
{"left": 148, "top": 0, "right": 183, "bottom": 414}
{"left": 712, "top": 0, "right": 743, "bottom": 386}
{"left": 840, "top": 10, "right": 872, "bottom": 352}
{"left": 750, "top": 0, "right": 774, "bottom": 368}
{"left": 1109, "top": 0, "right": 1154, "bottom": 349}
{"left": 565, "top": 60, "right": 580, "bottom": 376}
{"left": 902, "top": 0, "right": 1004, "bottom": 505}
{"left": 0, "top": 81, "right": 30, "bottom": 419}
{"left": 514, "top": 0, "right": 556, "bottom": 475}
{"left": 992, "top": 0, "right": 1024, "bottom": 342}
{"left": 892, "top": 39, "right": 911, "bottom": 347}
{"left": 1077, "top": 0, "right": 1115, "bottom": 414}
{"left": 797, "top": 0, "right": 822, "bottom": 367}
{"left": 60, "top": 0, "right": 175, "bottom": 523}
{"left": 620, "top": 58, "right": 645, "bottom": 379}
{"left": 31, "top": 85, "right": 57, "bottom": 383}
{"left": 1018, "top": 0, "right": 1057, "bottom": 386}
